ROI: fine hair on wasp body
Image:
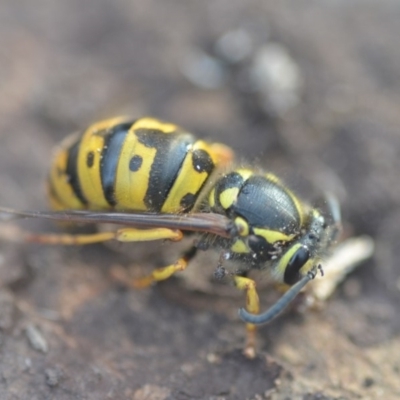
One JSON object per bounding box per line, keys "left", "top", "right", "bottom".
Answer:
{"left": 0, "top": 116, "right": 341, "bottom": 358}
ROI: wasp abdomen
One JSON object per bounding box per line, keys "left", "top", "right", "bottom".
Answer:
{"left": 48, "top": 117, "right": 220, "bottom": 213}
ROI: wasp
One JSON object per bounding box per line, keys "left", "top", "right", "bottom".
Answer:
{"left": 0, "top": 116, "right": 341, "bottom": 357}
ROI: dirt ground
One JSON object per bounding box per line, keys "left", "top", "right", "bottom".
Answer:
{"left": 0, "top": 1, "right": 400, "bottom": 399}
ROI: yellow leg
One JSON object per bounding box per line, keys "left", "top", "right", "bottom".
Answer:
{"left": 24, "top": 227, "right": 183, "bottom": 245}
{"left": 112, "top": 247, "right": 197, "bottom": 289}
{"left": 234, "top": 275, "right": 260, "bottom": 359}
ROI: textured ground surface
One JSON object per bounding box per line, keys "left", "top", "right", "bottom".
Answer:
{"left": 0, "top": 1, "right": 400, "bottom": 399}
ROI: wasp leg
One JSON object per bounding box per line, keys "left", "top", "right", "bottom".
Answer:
{"left": 233, "top": 275, "right": 260, "bottom": 359}
{"left": 113, "top": 246, "right": 198, "bottom": 289}
{"left": 24, "top": 227, "right": 183, "bottom": 245}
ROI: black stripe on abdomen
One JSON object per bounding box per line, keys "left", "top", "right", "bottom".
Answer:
{"left": 136, "top": 129, "right": 195, "bottom": 212}
{"left": 100, "top": 122, "right": 133, "bottom": 206}
{"left": 66, "top": 139, "right": 88, "bottom": 206}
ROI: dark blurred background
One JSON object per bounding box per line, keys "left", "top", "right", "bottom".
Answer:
{"left": 0, "top": 1, "right": 399, "bottom": 399}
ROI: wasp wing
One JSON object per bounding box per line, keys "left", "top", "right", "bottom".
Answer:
{"left": 0, "top": 207, "right": 234, "bottom": 238}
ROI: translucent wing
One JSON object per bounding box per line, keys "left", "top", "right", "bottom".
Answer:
{"left": 0, "top": 207, "right": 235, "bottom": 238}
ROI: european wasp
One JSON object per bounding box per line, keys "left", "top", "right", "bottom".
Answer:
{"left": 0, "top": 116, "right": 342, "bottom": 357}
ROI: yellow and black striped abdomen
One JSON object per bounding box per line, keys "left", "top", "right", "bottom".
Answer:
{"left": 48, "top": 117, "right": 222, "bottom": 213}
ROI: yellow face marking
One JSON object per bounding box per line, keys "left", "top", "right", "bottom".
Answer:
{"left": 300, "top": 258, "right": 315, "bottom": 275}
{"left": 132, "top": 117, "right": 178, "bottom": 133}
{"left": 231, "top": 239, "right": 249, "bottom": 253}
{"left": 114, "top": 131, "right": 156, "bottom": 211}
{"left": 161, "top": 140, "right": 212, "bottom": 212}
{"left": 276, "top": 243, "right": 302, "bottom": 279}
{"left": 252, "top": 227, "right": 293, "bottom": 244}
{"left": 49, "top": 148, "right": 85, "bottom": 210}
{"left": 219, "top": 187, "right": 239, "bottom": 210}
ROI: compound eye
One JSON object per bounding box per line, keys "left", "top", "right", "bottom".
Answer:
{"left": 248, "top": 235, "right": 272, "bottom": 262}
{"left": 284, "top": 246, "right": 310, "bottom": 285}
